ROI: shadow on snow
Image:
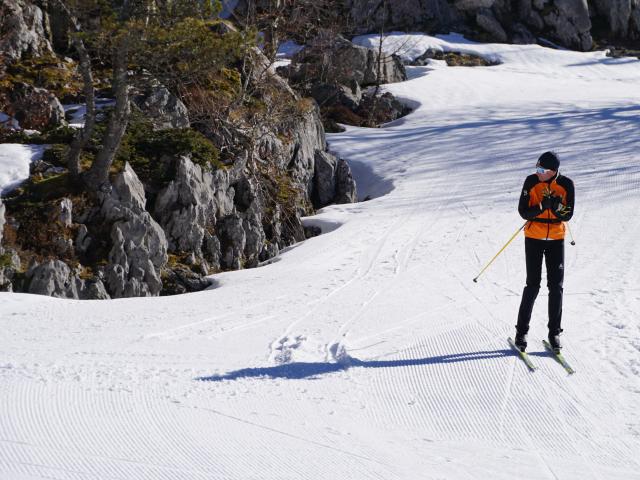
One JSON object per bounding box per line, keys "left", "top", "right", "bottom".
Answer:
{"left": 195, "top": 348, "right": 551, "bottom": 382}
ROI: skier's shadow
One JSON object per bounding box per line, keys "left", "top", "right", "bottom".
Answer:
{"left": 197, "top": 349, "right": 520, "bottom": 382}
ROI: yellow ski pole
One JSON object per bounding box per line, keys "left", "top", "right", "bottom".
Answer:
{"left": 473, "top": 221, "right": 527, "bottom": 283}
{"left": 566, "top": 222, "right": 576, "bottom": 246}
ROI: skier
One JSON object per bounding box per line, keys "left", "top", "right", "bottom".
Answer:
{"left": 514, "top": 151, "right": 574, "bottom": 352}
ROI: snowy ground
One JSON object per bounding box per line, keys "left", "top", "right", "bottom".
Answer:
{"left": 0, "top": 144, "right": 47, "bottom": 194}
{"left": 63, "top": 98, "right": 115, "bottom": 129}
{"left": 1, "top": 34, "right": 640, "bottom": 479}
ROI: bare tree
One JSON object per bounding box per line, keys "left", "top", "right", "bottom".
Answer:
{"left": 84, "top": 32, "right": 131, "bottom": 192}
{"left": 53, "top": 0, "right": 96, "bottom": 179}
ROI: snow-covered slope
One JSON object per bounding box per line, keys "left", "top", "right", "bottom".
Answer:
{"left": 1, "top": 34, "right": 639, "bottom": 479}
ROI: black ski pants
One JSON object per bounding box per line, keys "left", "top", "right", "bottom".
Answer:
{"left": 516, "top": 237, "right": 564, "bottom": 336}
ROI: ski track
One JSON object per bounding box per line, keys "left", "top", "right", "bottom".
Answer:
{"left": 268, "top": 200, "right": 422, "bottom": 364}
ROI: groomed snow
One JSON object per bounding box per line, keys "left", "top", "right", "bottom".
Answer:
{"left": 1, "top": 34, "right": 640, "bottom": 479}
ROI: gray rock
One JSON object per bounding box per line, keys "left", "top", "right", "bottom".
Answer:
{"left": 162, "top": 265, "right": 212, "bottom": 295}
{"left": 27, "top": 259, "right": 78, "bottom": 298}
{"left": 311, "top": 150, "right": 357, "bottom": 207}
{"left": 218, "top": 214, "right": 246, "bottom": 270}
{"left": 58, "top": 198, "right": 73, "bottom": 227}
{"left": 356, "top": 91, "right": 411, "bottom": 125}
{"left": 287, "top": 105, "right": 328, "bottom": 203}
{"left": 0, "top": 0, "right": 52, "bottom": 61}
{"left": 512, "top": 23, "right": 537, "bottom": 43}
{"left": 262, "top": 204, "right": 282, "bottom": 245}
{"left": 132, "top": 84, "right": 190, "bottom": 130}
{"left": 632, "top": 3, "right": 640, "bottom": 38}
{"left": 556, "top": 0, "right": 592, "bottom": 31}
{"left": 242, "top": 206, "right": 266, "bottom": 268}
{"left": 232, "top": 176, "right": 255, "bottom": 213}
{"left": 476, "top": 8, "right": 509, "bottom": 42}
{"left": 335, "top": 159, "right": 358, "bottom": 204}
{"left": 411, "top": 48, "right": 440, "bottom": 66}
{"left": 347, "top": 0, "right": 459, "bottom": 34}
{"left": 525, "top": 10, "right": 545, "bottom": 30}
{"left": 456, "top": 0, "right": 496, "bottom": 10}
{"left": 591, "top": 0, "right": 634, "bottom": 37}
{"left": 313, "top": 150, "right": 338, "bottom": 208}
{"left": 78, "top": 279, "right": 110, "bottom": 300}
{"left": 310, "top": 82, "right": 362, "bottom": 110}
{"left": 154, "top": 156, "right": 218, "bottom": 255}
{"left": 152, "top": 154, "right": 265, "bottom": 271}
{"left": 31, "top": 158, "right": 66, "bottom": 177}
{"left": 4, "top": 82, "right": 66, "bottom": 130}
{"left": 75, "top": 224, "right": 91, "bottom": 254}
{"left": 100, "top": 163, "right": 168, "bottom": 298}
{"left": 259, "top": 241, "right": 279, "bottom": 263}
{"left": 288, "top": 33, "right": 407, "bottom": 88}
{"left": 203, "top": 234, "right": 221, "bottom": 270}
{"left": 112, "top": 162, "right": 147, "bottom": 213}
{"left": 26, "top": 259, "right": 110, "bottom": 299}
{"left": 541, "top": 0, "right": 592, "bottom": 50}
{"left": 104, "top": 212, "right": 167, "bottom": 297}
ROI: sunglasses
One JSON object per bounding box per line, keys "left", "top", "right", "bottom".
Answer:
{"left": 536, "top": 166, "right": 553, "bottom": 174}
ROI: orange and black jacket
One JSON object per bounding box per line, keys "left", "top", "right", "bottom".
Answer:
{"left": 518, "top": 173, "right": 574, "bottom": 240}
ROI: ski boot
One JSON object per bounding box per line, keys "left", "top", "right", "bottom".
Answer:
{"left": 514, "top": 332, "right": 528, "bottom": 352}
{"left": 548, "top": 332, "right": 562, "bottom": 353}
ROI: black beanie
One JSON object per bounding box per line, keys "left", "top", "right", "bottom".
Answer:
{"left": 538, "top": 151, "right": 560, "bottom": 171}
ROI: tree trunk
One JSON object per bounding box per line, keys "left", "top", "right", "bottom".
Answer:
{"left": 368, "top": 0, "right": 386, "bottom": 126}
{"left": 84, "top": 35, "right": 131, "bottom": 192}
{"left": 67, "top": 34, "right": 95, "bottom": 179}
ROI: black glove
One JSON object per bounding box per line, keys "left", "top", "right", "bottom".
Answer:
{"left": 541, "top": 196, "right": 554, "bottom": 210}
{"left": 550, "top": 195, "right": 562, "bottom": 212}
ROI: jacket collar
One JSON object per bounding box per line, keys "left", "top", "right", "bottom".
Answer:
{"left": 544, "top": 172, "right": 559, "bottom": 184}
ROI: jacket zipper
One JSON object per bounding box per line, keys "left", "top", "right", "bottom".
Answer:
{"left": 546, "top": 207, "right": 550, "bottom": 240}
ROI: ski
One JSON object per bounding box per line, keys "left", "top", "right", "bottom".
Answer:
{"left": 543, "top": 340, "right": 575, "bottom": 374}
{"left": 508, "top": 337, "right": 537, "bottom": 371}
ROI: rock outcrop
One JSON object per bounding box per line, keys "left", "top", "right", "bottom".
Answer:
{"left": 153, "top": 102, "right": 356, "bottom": 274}
{"left": 132, "top": 83, "right": 190, "bottom": 130}
{"left": 476, "top": 8, "right": 508, "bottom": 43}
{"left": 346, "top": 0, "right": 460, "bottom": 35}
{"left": 226, "top": 0, "right": 640, "bottom": 50}
{"left": 0, "top": 3, "right": 360, "bottom": 300}
{"left": 282, "top": 32, "right": 407, "bottom": 88}
{"left": 99, "top": 163, "right": 168, "bottom": 298}
{"left": 26, "top": 259, "right": 110, "bottom": 299}
{"left": 346, "top": 0, "right": 594, "bottom": 50}
{"left": 153, "top": 155, "right": 221, "bottom": 259}
{"left": 3, "top": 81, "right": 66, "bottom": 130}
{"left": 277, "top": 32, "right": 411, "bottom": 129}
{"left": 0, "top": 0, "right": 52, "bottom": 61}
{"left": 590, "top": 0, "right": 640, "bottom": 39}
{"left": 539, "top": 0, "right": 592, "bottom": 51}
{"left": 313, "top": 152, "right": 357, "bottom": 207}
